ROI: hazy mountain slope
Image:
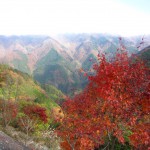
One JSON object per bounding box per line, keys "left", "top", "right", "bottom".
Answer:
{"left": 28, "top": 37, "right": 73, "bottom": 72}
{"left": 0, "top": 34, "right": 149, "bottom": 94}
{"left": 34, "top": 48, "right": 82, "bottom": 93}
{"left": 54, "top": 34, "right": 139, "bottom": 60}
{"left": 0, "top": 35, "right": 83, "bottom": 94}
{"left": 0, "top": 35, "right": 49, "bottom": 74}
{"left": 136, "top": 45, "right": 150, "bottom": 67}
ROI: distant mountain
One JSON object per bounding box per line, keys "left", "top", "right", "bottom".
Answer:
{"left": 135, "top": 45, "right": 150, "bottom": 67}
{"left": 0, "top": 35, "right": 49, "bottom": 74}
{"left": 33, "top": 48, "right": 82, "bottom": 94}
{"left": 0, "top": 34, "right": 149, "bottom": 94}
{"left": 54, "top": 33, "right": 148, "bottom": 58}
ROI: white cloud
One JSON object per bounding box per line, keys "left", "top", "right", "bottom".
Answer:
{"left": 0, "top": 0, "right": 150, "bottom": 36}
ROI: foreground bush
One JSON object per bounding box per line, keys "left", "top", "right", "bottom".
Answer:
{"left": 57, "top": 49, "right": 150, "bottom": 150}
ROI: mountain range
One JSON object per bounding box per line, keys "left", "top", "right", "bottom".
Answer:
{"left": 0, "top": 34, "right": 149, "bottom": 94}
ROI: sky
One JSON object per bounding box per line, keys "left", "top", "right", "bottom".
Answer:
{"left": 0, "top": 0, "right": 150, "bottom": 36}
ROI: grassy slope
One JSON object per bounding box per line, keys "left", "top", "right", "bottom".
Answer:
{"left": 0, "top": 64, "right": 64, "bottom": 109}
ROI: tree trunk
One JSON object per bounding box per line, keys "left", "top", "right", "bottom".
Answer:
{"left": 111, "top": 138, "right": 116, "bottom": 150}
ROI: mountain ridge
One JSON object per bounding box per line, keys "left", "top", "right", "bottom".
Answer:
{"left": 0, "top": 34, "right": 150, "bottom": 93}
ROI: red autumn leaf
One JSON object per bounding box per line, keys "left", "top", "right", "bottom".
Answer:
{"left": 57, "top": 49, "right": 150, "bottom": 149}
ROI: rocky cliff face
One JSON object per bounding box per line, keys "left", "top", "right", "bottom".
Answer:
{"left": 0, "top": 131, "right": 30, "bottom": 150}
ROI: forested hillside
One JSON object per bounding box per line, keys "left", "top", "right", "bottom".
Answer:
{"left": 0, "top": 64, "right": 64, "bottom": 149}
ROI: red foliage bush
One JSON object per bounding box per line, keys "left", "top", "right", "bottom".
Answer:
{"left": 23, "top": 104, "right": 48, "bottom": 123}
{"left": 57, "top": 50, "right": 150, "bottom": 149}
{"left": 0, "top": 99, "right": 18, "bottom": 127}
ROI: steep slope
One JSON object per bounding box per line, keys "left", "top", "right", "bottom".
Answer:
{"left": 27, "top": 37, "right": 73, "bottom": 72}
{"left": 136, "top": 45, "right": 150, "bottom": 67}
{"left": 0, "top": 64, "right": 63, "bottom": 108}
{"left": 54, "top": 33, "right": 139, "bottom": 62}
{"left": 34, "top": 48, "right": 82, "bottom": 93}
{"left": 0, "top": 35, "right": 49, "bottom": 74}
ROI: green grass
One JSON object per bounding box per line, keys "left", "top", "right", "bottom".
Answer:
{"left": 0, "top": 64, "right": 59, "bottom": 110}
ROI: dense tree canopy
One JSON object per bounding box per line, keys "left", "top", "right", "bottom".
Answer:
{"left": 57, "top": 50, "right": 150, "bottom": 150}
